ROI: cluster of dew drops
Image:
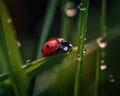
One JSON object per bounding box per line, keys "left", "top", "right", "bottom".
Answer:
{"left": 64, "top": 1, "right": 86, "bottom": 17}
{"left": 96, "top": 33, "right": 107, "bottom": 71}
{"left": 96, "top": 29, "right": 116, "bottom": 83}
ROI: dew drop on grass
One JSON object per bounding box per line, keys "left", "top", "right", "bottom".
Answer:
{"left": 101, "top": 64, "right": 107, "bottom": 70}
{"left": 100, "top": 60, "right": 107, "bottom": 70}
{"left": 96, "top": 37, "right": 107, "bottom": 48}
{"left": 83, "top": 48, "right": 86, "bottom": 54}
{"left": 109, "top": 74, "right": 113, "bottom": 78}
{"left": 17, "top": 41, "right": 21, "bottom": 47}
{"left": 100, "top": 59, "right": 107, "bottom": 70}
{"left": 101, "top": 59, "right": 105, "bottom": 64}
{"left": 109, "top": 74, "right": 115, "bottom": 83}
{"left": 76, "top": 53, "right": 82, "bottom": 61}
{"left": 84, "top": 37, "right": 87, "bottom": 41}
{"left": 7, "top": 18, "right": 12, "bottom": 23}
{"left": 77, "top": 53, "right": 80, "bottom": 57}
{"left": 80, "top": 36, "right": 84, "bottom": 39}
{"left": 76, "top": 57, "right": 81, "bottom": 61}
{"left": 109, "top": 78, "right": 115, "bottom": 83}
{"left": 64, "top": 1, "right": 77, "bottom": 17}
{"left": 26, "top": 60, "right": 31, "bottom": 63}
{"left": 78, "top": 3, "right": 86, "bottom": 11}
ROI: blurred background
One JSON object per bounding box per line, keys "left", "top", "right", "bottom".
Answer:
{"left": 2, "top": 0, "right": 120, "bottom": 96}
{"left": 5, "top": 0, "right": 120, "bottom": 61}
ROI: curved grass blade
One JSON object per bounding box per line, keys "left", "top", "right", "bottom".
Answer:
{"left": 0, "top": 1, "right": 27, "bottom": 96}
{"left": 0, "top": 53, "right": 66, "bottom": 82}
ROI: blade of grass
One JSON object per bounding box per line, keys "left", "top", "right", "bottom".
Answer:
{"left": 0, "top": 53, "right": 66, "bottom": 82}
{"left": 93, "top": 0, "right": 106, "bottom": 96}
{"left": 74, "top": 0, "right": 89, "bottom": 96}
{"left": 0, "top": 0, "right": 27, "bottom": 96}
{"left": 0, "top": 23, "right": 8, "bottom": 74}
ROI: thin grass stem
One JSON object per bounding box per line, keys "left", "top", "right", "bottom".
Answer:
{"left": 74, "top": 0, "right": 89, "bottom": 96}
{"left": 93, "top": 0, "right": 106, "bottom": 96}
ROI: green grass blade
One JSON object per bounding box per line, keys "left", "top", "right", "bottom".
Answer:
{"left": 0, "top": 1, "right": 27, "bottom": 96}
{"left": 100, "top": 0, "right": 106, "bottom": 37}
{"left": 0, "top": 53, "right": 66, "bottom": 82}
{"left": 74, "top": 0, "right": 89, "bottom": 96}
{"left": 0, "top": 73, "right": 9, "bottom": 82}
{"left": 0, "top": 29, "right": 8, "bottom": 74}
{"left": 93, "top": 0, "right": 106, "bottom": 96}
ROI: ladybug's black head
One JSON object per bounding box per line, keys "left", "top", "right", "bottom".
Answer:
{"left": 60, "top": 40, "right": 73, "bottom": 52}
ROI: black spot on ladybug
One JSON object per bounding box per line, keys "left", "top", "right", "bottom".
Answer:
{"left": 42, "top": 49, "right": 43, "bottom": 53}
{"left": 46, "top": 44, "right": 49, "bottom": 49}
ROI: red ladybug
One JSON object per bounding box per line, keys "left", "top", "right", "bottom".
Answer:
{"left": 42, "top": 38, "right": 73, "bottom": 57}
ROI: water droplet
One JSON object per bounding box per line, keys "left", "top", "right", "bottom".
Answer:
{"left": 80, "top": 36, "right": 83, "bottom": 39}
{"left": 26, "top": 60, "right": 31, "bottom": 63}
{"left": 83, "top": 48, "right": 86, "bottom": 54}
{"left": 17, "top": 41, "right": 21, "bottom": 47}
{"left": 109, "top": 74, "right": 113, "bottom": 78}
{"left": 77, "top": 53, "right": 80, "bottom": 57}
{"left": 76, "top": 57, "right": 81, "bottom": 61}
{"left": 100, "top": 59, "right": 107, "bottom": 70}
{"left": 84, "top": 37, "right": 87, "bottom": 41}
{"left": 104, "top": 26, "right": 107, "bottom": 30}
{"left": 96, "top": 37, "right": 107, "bottom": 48}
{"left": 101, "top": 59, "right": 105, "bottom": 64}
{"left": 101, "top": 64, "right": 107, "bottom": 70}
{"left": 78, "top": 3, "right": 86, "bottom": 11}
{"left": 80, "top": 7, "right": 86, "bottom": 11}
{"left": 109, "top": 78, "right": 115, "bottom": 82}
{"left": 7, "top": 18, "right": 12, "bottom": 23}
{"left": 99, "top": 42, "right": 107, "bottom": 48}
{"left": 65, "top": 2, "right": 77, "bottom": 17}
{"left": 109, "top": 74, "right": 115, "bottom": 83}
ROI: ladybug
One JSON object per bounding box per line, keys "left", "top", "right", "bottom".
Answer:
{"left": 42, "top": 38, "right": 73, "bottom": 57}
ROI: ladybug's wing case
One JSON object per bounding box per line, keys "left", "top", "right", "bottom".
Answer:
{"left": 42, "top": 38, "right": 60, "bottom": 57}
{"left": 42, "top": 38, "right": 73, "bottom": 57}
